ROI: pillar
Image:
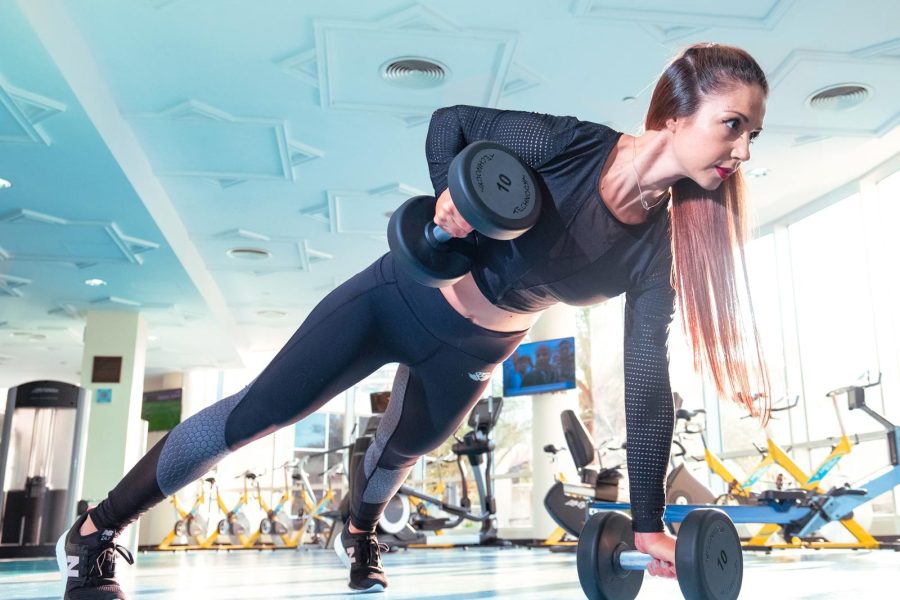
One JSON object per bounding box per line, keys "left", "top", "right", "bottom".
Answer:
{"left": 79, "top": 311, "right": 147, "bottom": 551}
{"left": 529, "top": 304, "right": 579, "bottom": 540}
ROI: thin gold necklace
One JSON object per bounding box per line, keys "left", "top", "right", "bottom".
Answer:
{"left": 631, "top": 136, "right": 669, "bottom": 211}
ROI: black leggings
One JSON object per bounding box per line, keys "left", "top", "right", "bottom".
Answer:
{"left": 90, "top": 253, "right": 526, "bottom": 533}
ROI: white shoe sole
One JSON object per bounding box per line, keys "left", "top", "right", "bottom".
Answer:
{"left": 348, "top": 582, "right": 385, "bottom": 593}
{"left": 333, "top": 522, "right": 351, "bottom": 569}
{"left": 55, "top": 528, "right": 69, "bottom": 595}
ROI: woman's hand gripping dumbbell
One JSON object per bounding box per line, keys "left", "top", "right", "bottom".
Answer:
{"left": 388, "top": 141, "right": 543, "bottom": 287}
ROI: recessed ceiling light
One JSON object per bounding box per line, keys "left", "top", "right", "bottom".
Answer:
{"left": 227, "top": 247, "right": 272, "bottom": 261}
{"left": 148, "top": 335, "right": 159, "bottom": 342}
{"left": 746, "top": 167, "right": 770, "bottom": 178}
{"left": 84, "top": 278, "right": 107, "bottom": 287}
{"left": 257, "top": 309, "right": 287, "bottom": 319}
{"left": 0, "top": 178, "right": 11, "bottom": 189}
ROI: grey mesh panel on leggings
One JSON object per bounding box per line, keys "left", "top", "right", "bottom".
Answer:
{"left": 87, "top": 254, "right": 525, "bottom": 534}
{"left": 361, "top": 365, "right": 411, "bottom": 503}
{"left": 155, "top": 384, "right": 251, "bottom": 496}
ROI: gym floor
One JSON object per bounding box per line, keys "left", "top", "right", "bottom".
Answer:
{"left": 1, "top": 546, "right": 898, "bottom": 599}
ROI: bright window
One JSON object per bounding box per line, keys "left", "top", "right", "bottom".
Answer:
{"left": 788, "top": 194, "right": 880, "bottom": 440}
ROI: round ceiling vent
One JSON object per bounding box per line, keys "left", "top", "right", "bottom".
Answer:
{"left": 226, "top": 247, "right": 271, "bottom": 261}
{"left": 381, "top": 57, "right": 448, "bottom": 89}
{"left": 807, "top": 84, "right": 871, "bottom": 111}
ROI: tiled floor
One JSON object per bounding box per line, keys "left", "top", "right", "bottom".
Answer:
{"left": 1, "top": 545, "right": 898, "bottom": 599}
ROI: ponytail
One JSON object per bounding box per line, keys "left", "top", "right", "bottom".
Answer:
{"left": 646, "top": 43, "right": 771, "bottom": 423}
{"left": 670, "top": 174, "right": 770, "bottom": 423}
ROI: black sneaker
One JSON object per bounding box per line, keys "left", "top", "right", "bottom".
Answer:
{"left": 56, "top": 511, "right": 134, "bottom": 599}
{"left": 333, "top": 522, "right": 389, "bottom": 593}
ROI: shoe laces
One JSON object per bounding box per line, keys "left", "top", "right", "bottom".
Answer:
{"left": 87, "top": 541, "right": 134, "bottom": 581}
{"left": 355, "top": 534, "right": 389, "bottom": 567}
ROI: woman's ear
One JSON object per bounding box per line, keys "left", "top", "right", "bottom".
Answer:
{"left": 665, "top": 116, "right": 678, "bottom": 133}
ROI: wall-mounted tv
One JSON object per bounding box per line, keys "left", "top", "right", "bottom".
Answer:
{"left": 502, "top": 336, "right": 576, "bottom": 397}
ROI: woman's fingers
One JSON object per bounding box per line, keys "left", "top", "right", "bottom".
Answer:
{"left": 435, "top": 208, "right": 470, "bottom": 237}
{"left": 434, "top": 189, "right": 474, "bottom": 238}
{"left": 647, "top": 559, "right": 677, "bottom": 579}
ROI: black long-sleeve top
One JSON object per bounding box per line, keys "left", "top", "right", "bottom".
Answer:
{"left": 425, "top": 105, "right": 675, "bottom": 532}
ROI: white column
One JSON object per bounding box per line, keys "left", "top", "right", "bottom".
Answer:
{"left": 79, "top": 311, "right": 147, "bottom": 551}
{"left": 529, "top": 304, "right": 579, "bottom": 540}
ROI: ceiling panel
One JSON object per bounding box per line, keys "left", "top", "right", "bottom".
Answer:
{"left": 1, "top": 0, "right": 899, "bottom": 386}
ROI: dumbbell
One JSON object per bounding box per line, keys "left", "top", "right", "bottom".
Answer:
{"left": 576, "top": 509, "right": 742, "bottom": 600}
{"left": 388, "top": 141, "right": 542, "bottom": 287}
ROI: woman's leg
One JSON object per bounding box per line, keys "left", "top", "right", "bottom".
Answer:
{"left": 335, "top": 351, "right": 507, "bottom": 593}
{"left": 344, "top": 255, "right": 528, "bottom": 532}
{"left": 349, "top": 350, "right": 507, "bottom": 532}
{"left": 87, "top": 255, "right": 411, "bottom": 533}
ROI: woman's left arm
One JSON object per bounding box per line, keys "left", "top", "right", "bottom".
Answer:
{"left": 622, "top": 252, "right": 677, "bottom": 535}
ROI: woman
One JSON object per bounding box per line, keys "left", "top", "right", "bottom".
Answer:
{"left": 58, "top": 42, "right": 770, "bottom": 597}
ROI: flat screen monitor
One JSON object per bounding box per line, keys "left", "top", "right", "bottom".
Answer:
{"left": 468, "top": 396, "right": 503, "bottom": 433}
{"left": 502, "top": 336, "right": 576, "bottom": 397}
{"left": 141, "top": 388, "right": 182, "bottom": 432}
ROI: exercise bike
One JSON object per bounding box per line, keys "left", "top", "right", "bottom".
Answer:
{"left": 340, "top": 396, "right": 506, "bottom": 549}
{"left": 542, "top": 409, "right": 625, "bottom": 539}
{"left": 200, "top": 470, "right": 256, "bottom": 548}
{"left": 246, "top": 460, "right": 300, "bottom": 548}
{"left": 294, "top": 449, "right": 347, "bottom": 548}
{"left": 158, "top": 476, "right": 216, "bottom": 550}
{"left": 673, "top": 393, "right": 814, "bottom": 505}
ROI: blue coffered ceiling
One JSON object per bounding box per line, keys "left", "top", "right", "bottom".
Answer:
{"left": 1, "top": 0, "right": 899, "bottom": 385}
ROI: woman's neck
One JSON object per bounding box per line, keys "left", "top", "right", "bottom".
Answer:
{"left": 599, "top": 130, "right": 680, "bottom": 224}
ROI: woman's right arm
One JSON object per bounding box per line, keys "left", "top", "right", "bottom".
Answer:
{"left": 425, "top": 105, "right": 579, "bottom": 236}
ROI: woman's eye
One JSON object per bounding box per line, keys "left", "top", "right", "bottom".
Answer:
{"left": 725, "top": 118, "right": 740, "bottom": 130}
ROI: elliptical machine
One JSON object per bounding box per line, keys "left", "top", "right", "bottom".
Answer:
{"left": 340, "top": 396, "right": 505, "bottom": 549}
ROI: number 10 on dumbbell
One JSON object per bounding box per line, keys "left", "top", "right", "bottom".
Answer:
{"left": 388, "top": 141, "right": 543, "bottom": 287}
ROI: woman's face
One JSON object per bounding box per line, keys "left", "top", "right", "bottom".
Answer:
{"left": 669, "top": 82, "right": 766, "bottom": 190}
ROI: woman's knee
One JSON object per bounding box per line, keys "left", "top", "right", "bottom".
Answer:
{"left": 157, "top": 390, "right": 248, "bottom": 495}
{"left": 373, "top": 426, "right": 454, "bottom": 471}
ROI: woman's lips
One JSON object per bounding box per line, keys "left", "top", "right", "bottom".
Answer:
{"left": 715, "top": 166, "right": 734, "bottom": 179}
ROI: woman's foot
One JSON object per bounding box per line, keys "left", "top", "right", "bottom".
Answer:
{"left": 334, "top": 522, "right": 389, "bottom": 593}
{"left": 56, "top": 511, "right": 133, "bottom": 599}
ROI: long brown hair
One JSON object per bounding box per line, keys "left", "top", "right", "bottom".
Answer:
{"left": 646, "top": 43, "right": 771, "bottom": 423}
